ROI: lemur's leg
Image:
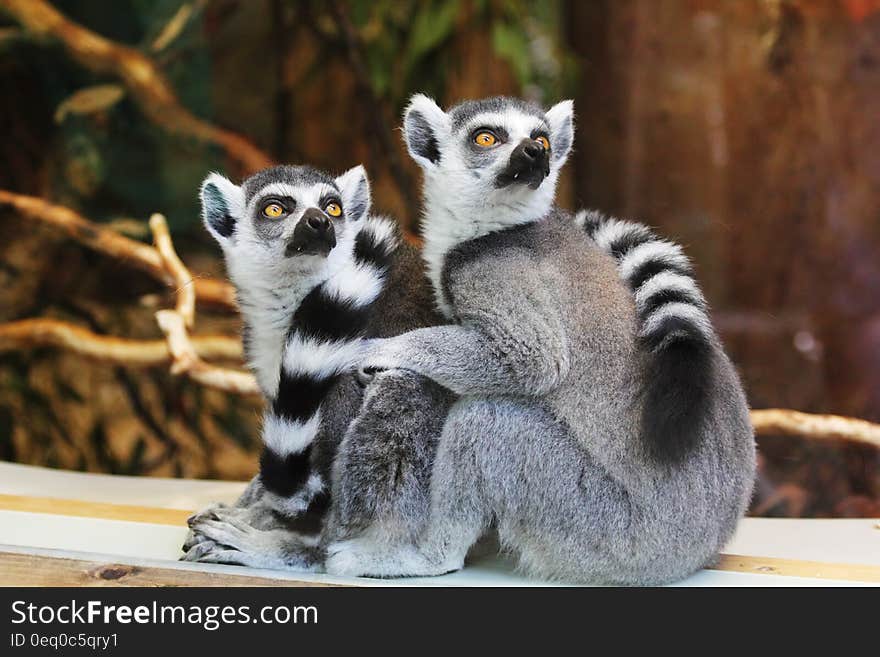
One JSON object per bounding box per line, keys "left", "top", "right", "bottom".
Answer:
{"left": 326, "top": 396, "right": 503, "bottom": 578}
{"left": 327, "top": 370, "right": 451, "bottom": 543}
{"left": 182, "top": 507, "right": 323, "bottom": 571}
{"left": 325, "top": 397, "right": 641, "bottom": 582}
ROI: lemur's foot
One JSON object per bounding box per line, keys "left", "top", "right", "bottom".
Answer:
{"left": 325, "top": 538, "right": 462, "bottom": 578}
{"left": 181, "top": 529, "right": 208, "bottom": 552}
{"left": 187, "top": 501, "right": 228, "bottom": 519}
{"left": 185, "top": 508, "right": 321, "bottom": 572}
{"left": 181, "top": 540, "right": 241, "bottom": 565}
{"left": 182, "top": 501, "right": 238, "bottom": 551}
{"left": 181, "top": 539, "right": 283, "bottom": 569}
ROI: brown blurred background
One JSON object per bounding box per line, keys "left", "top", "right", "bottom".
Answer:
{"left": 0, "top": 0, "right": 878, "bottom": 517}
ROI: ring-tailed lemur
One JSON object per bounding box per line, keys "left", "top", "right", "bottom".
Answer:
{"left": 325, "top": 95, "right": 755, "bottom": 584}
{"left": 182, "top": 164, "right": 452, "bottom": 569}
{"left": 200, "top": 165, "right": 398, "bottom": 521}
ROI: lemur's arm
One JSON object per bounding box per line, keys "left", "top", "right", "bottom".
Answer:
{"left": 360, "top": 251, "right": 570, "bottom": 397}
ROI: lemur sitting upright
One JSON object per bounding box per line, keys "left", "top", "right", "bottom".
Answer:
{"left": 324, "top": 96, "right": 756, "bottom": 584}
{"left": 182, "top": 164, "right": 451, "bottom": 569}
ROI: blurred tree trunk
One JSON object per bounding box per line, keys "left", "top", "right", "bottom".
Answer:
{"left": 566, "top": 0, "right": 880, "bottom": 515}
{"left": 567, "top": 0, "right": 880, "bottom": 422}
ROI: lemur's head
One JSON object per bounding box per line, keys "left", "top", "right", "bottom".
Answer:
{"left": 199, "top": 164, "right": 371, "bottom": 288}
{"left": 402, "top": 95, "right": 574, "bottom": 228}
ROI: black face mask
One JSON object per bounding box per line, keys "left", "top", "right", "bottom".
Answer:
{"left": 494, "top": 138, "right": 550, "bottom": 190}
{"left": 286, "top": 208, "right": 336, "bottom": 257}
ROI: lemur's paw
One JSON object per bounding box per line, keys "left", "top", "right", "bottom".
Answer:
{"left": 184, "top": 502, "right": 237, "bottom": 551}
{"left": 325, "top": 539, "right": 462, "bottom": 578}
{"left": 186, "top": 501, "right": 230, "bottom": 527}
{"left": 181, "top": 540, "right": 252, "bottom": 566}
{"left": 355, "top": 366, "right": 382, "bottom": 387}
{"left": 181, "top": 527, "right": 212, "bottom": 552}
{"left": 181, "top": 539, "right": 216, "bottom": 561}
{"left": 323, "top": 541, "right": 365, "bottom": 577}
{"left": 358, "top": 338, "right": 407, "bottom": 377}
{"left": 188, "top": 507, "right": 262, "bottom": 552}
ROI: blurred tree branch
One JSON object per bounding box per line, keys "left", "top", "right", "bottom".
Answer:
{"left": 2, "top": 320, "right": 879, "bottom": 447}
{"left": 1, "top": 136, "right": 878, "bottom": 447}
{"left": 149, "top": 213, "right": 259, "bottom": 396}
{"left": 0, "top": 0, "right": 274, "bottom": 175}
{"left": 0, "top": 189, "right": 237, "bottom": 311}
{"left": 150, "top": 213, "right": 196, "bottom": 328}
{"left": 0, "top": 318, "right": 242, "bottom": 365}
{"left": 0, "top": 204, "right": 259, "bottom": 396}
{"left": 751, "top": 409, "right": 880, "bottom": 450}
{"left": 155, "top": 308, "right": 258, "bottom": 396}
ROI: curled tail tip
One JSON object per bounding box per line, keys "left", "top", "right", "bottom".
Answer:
{"left": 353, "top": 215, "right": 400, "bottom": 274}
{"left": 361, "top": 215, "right": 401, "bottom": 251}
{"left": 640, "top": 304, "right": 714, "bottom": 354}
{"left": 640, "top": 312, "right": 715, "bottom": 463}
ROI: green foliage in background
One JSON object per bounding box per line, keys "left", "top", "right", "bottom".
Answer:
{"left": 2, "top": 0, "right": 573, "bottom": 238}
{"left": 347, "top": 0, "right": 574, "bottom": 109}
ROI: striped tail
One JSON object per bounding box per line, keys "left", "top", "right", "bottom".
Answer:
{"left": 576, "top": 210, "right": 714, "bottom": 462}
{"left": 259, "top": 216, "right": 400, "bottom": 516}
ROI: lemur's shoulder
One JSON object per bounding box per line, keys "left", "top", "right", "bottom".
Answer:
{"left": 367, "top": 219, "right": 442, "bottom": 337}
{"left": 440, "top": 206, "right": 609, "bottom": 286}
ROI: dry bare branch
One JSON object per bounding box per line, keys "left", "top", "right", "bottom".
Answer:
{"left": 6, "top": 315, "right": 880, "bottom": 445}
{"left": 0, "top": 189, "right": 237, "bottom": 311}
{"left": 751, "top": 408, "right": 880, "bottom": 450}
{"left": 0, "top": 0, "right": 273, "bottom": 174}
{"left": 6, "top": 314, "right": 880, "bottom": 443}
{"left": 148, "top": 216, "right": 259, "bottom": 396}
{"left": 155, "top": 310, "right": 259, "bottom": 396}
{"left": 0, "top": 318, "right": 242, "bottom": 365}
{"left": 3, "top": 187, "right": 880, "bottom": 439}
{"left": 150, "top": 213, "right": 196, "bottom": 328}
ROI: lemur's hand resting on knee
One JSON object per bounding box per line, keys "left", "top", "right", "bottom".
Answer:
{"left": 356, "top": 337, "right": 411, "bottom": 385}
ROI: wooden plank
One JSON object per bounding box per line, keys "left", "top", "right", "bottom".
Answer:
{"left": 3, "top": 493, "right": 878, "bottom": 584}
{"left": 710, "top": 553, "right": 880, "bottom": 584}
{"left": 0, "top": 550, "right": 341, "bottom": 587}
{"left": 0, "top": 494, "right": 190, "bottom": 526}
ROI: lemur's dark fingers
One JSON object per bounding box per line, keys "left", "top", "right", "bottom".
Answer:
{"left": 186, "top": 501, "right": 229, "bottom": 527}
{"left": 181, "top": 542, "right": 250, "bottom": 566}
{"left": 181, "top": 528, "right": 212, "bottom": 551}
{"left": 180, "top": 540, "right": 218, "bottom": 562}
{"left": 193, "top": 549, "right": 253, "bottom": 566}
{"left": 190, "top": 517, "right": 259, "bottom": 552}
{"left": 356, "top": 366, "right": 386, "bottom": 387}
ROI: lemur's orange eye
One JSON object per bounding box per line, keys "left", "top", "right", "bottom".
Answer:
{"left": 325, "top": 202, "right": 342, "bottom": 218}
{"left": 262, "top": 203, "right": 284, "bottom": 218}
{"left": 535, "top": 135, "right": 550, "bottom": 150}
{"left": 474, "top": 131, "right": 497, "bottom": 147}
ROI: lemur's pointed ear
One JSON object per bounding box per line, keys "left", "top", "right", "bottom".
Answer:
{"left": 403, "top": 94, "right": 450, "bottom": 169}
{"left": 200, "top": 173, "right": 244, "bottom": 245}
{"left": 335, "top": 165, "right": 371, "bottom": 221}
{"left": 545, "top": 100, "right": 574, "bottom": 166}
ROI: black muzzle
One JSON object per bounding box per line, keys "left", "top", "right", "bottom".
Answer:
{"left": 285, "top": 208, "right": 336, "bottom": 257}
{"left": 494, "top": 138, "right": 550, "bottom": 190}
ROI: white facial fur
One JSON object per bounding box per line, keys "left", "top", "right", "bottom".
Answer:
{"left": 402, "top": 95, "right": 574, "bottom": 316}
{"left": 200, "top": 166, "right": 371, "bottom": 395}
